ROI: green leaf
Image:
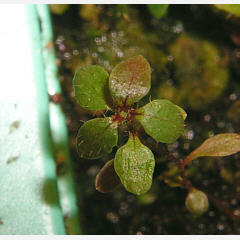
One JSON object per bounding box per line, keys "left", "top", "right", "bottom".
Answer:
{"left": 183, "top": 133, "right": 240, "bottom": 166}
{"left": 95, "top": 160, "right": 121, "bottom": 193}
{"left": 214, "top": 4, "right": 240, "bottom": 17}
{"left": 136, "top": 99, "right": 186, "bottom": 143}
{"left": 185, "top": 188, "right": 209, "bottom": 215}
{"left": 176, "top": 105, "right": 187, "bottom": 120}
{"left": 114, "top": 134, "right": 155, "bottom": 195}
{"left": 109, "top": 55, "right": 151, "bottom": 107}
{"left": 147, "top": 4, "right": 169, "bottom": 19}
{"left": 76, "top": 117, "right": 118, "bottom": 159}
{"left": 73, "top": 65, "right": 110, "bottom": 111}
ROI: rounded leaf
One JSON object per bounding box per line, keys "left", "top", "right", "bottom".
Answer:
{"left": 185, "top": 188, "right": 209, "bottom": 215}
{"left": 114, "top": 134, "right": 155, "bottom": 195}
{"left": 109, "top": 55, "right": 151, "bottom": 107}
{"left": 73, "top": 65, "right": 110, "bottom": 111}
{"left": 76, "top": 117, "right": 118, "bottom": 159}
{"left": 136, "top": 99, "right": 186, "bottom": 143}
{"left": 95, "top": 159, "right": 121, "bottom": 193}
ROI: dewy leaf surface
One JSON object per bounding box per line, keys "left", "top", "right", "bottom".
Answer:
{"left": 114, "top": 134, "right": 155, "bottom": 195}
{"left": 95, "top": 159, "right": 121, "bottom": 193}
{"left": 183, "top": 133, "right": 240, "bottom": 166}
{"left": 76, "top": 117, "right": 118, "bottom": 159}
{"left": 136, "top": 99, "right": 186, "bottom": 143}
{"left": 73, "top": 65, "right": 110, "bottom": 111}
{"left": 109, "top": 55, "right": 151, "bottom": 107}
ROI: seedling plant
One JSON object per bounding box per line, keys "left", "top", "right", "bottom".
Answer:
{"left": 73, "top": 55, "right": 240, "bottom": 215}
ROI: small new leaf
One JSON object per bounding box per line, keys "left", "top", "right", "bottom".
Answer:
{"left": 183, "top": 133, "right": 240, "bottom": 166}
{"left": 136, "top": 99, "right": 186, "bottom": 143}
{"left": 114, "top": 134, "right": 155, "bottom": 195}
{"left": 76, "top": 118, "right": 118, "bottom": 159}
{"left": 95, "top": 160, "right": 121, "bottom": 193}
{"left": 73, "top": 65, "right": 110, "bottom": 111}
{"left": 109, "top": 55, "right": 151, "bottom": 107}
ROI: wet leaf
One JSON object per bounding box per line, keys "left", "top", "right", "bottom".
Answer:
{"left": 95, "top": 160, "right": 121, "bottom": 193}
{"left": 147, "top": 4, "right": 168, "bottom": 19}
{"left": 136, "top": 99, "right": 186, "bottom": 143}
{"left": 73, "top": 65, "right": 110, "bottom": 111}
{"left": 185, "top": 188, "right": 209, "bottom": 215}
{"left": 76, "top": 117, "right": 118, "bottom": 159}
{"left": 114, "top": 134, "right": 155, "bottom": 195}
{"left": 183, "top": 133, "right": 240, "bottom": 166}
{"left": 109, "top": 55, "right": 151, "bottom": 107}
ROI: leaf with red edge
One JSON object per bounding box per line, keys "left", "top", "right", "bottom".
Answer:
{"left": 73, "top": 65, "right": 110, "bottom": 111}
{"left": 136, "top": 99, "right": 186, "bottom": 144}
{"left": 183, "top": 133, "right": 240, "bottom": 166}
{"left": 109, "top": 55, "right": 151, "bottom": 107}
{"left": 76, "top": 117, "right": 118, "bottom": 159}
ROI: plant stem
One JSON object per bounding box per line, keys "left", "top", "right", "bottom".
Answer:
{"left": 139, "top": 136, "right": 240, "bottom": 221}
{"left": 205, "top": 192, "right": 240, "bottom": 221}
{"left": 165, "top": 152, "right": 193, "bottom": 191}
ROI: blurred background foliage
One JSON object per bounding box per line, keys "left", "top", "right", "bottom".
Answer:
{"left": 50, "top": 4, "right": 240, "bottom": 234}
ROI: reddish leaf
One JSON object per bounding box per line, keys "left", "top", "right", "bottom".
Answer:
{"left": 95, "top": 160, "right": 121, "bottom": 193}
{"left": 109, "top": 55, "right": 151, "bottom": 107}
{"left": 183, "top": 133, "right": 240, "bottom": 166}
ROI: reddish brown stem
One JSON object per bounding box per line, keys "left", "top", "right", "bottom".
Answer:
{"left": 206, "top": 192, "right": 240, "bottom": 221}
{"left": 111, "top": 113, "right": 125, "bottom": 124}
{"left": 165, "top": 152, "right": 193, "bottom": 191}
{"left": 139, "top": 136, "right": 240, "bottom": 222}
{"left": 182, "top": 152, "right": 195, "bottom": 168}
